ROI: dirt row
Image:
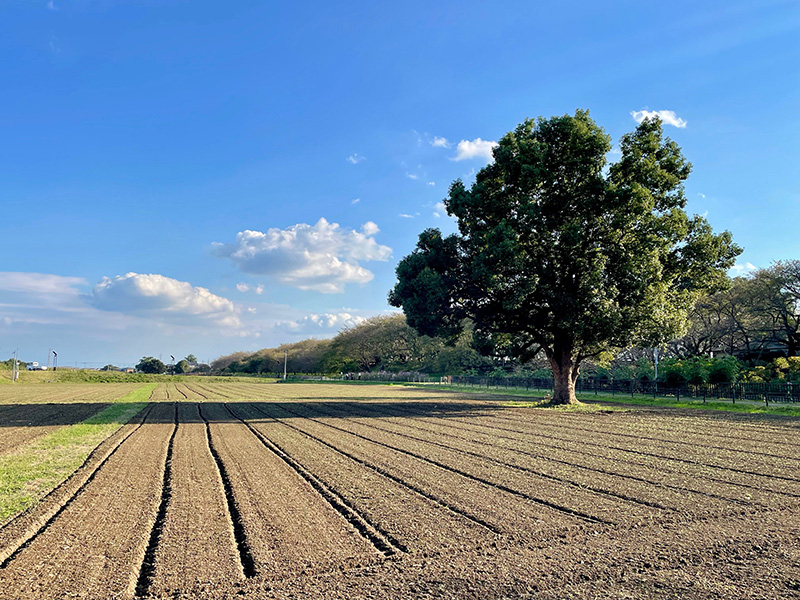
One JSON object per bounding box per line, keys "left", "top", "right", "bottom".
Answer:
{"left": 0, "top": 402, "right": 109, "bottom": 455}
{"left": 368, "top": 398, "right": 800, "bottom": 481}
{"left": 499, "top": 406, "right": 800, "bottom": 459}
{"left": 0, "top": 400, "right": 397, "bottom": 599}
{"left": 305, "top": 402, "right": 773, "bottom": 514}
{"left": 0, "top": 383, "right": 139, "bottom": 406}
{"left": 0, "top": 402, "right": 174, "bottom": 599}
{"left": 333, "top": 400, "right": 800, "bottom": 509}
{"left": 246, "top": 401, "right": 642, "bottom": 528}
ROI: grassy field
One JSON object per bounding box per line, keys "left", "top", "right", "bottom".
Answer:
{"left": 0, "top": 385, "right": 153, "bottom": 523}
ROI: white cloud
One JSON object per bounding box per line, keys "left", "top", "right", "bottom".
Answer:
{"left": 631, "top": 110, "right": 687, "bottom": 128}
{"left": 698, "top": 193, "right": 706, "bottom": 198}
{"left": 286, "top": 312, "right": 366, "bottom": 333}
{"left": 433, "top": 202, "right": 447, "bottom": 218}
{"left": 431, "top": 136, "right": 450, "bottom": 148}
{"left": 351, "top": 198, "right": 361, "bottom": 204}
{"left": 406, "top": 173, "right": 418, "bottom": 180}
{"left": 427, "top": 181, "right": 435, "bottom": 186}
{"left": 236, "top": 283, "right": 250, "bottom": 292}
{"left": 399, "top": 213, "right": 414, "bottom": 219}
{"left": 346, "top": 153, "right": 365, "bottom": 164}
{"left": 213, "top": 218, "right": 392, "bottom": 294}
{"left": 255, "top": 284, "right": 264, "bottom": 295}
{"left": 453, "top": 138, "right": 498, "bottom": 162}
{"left": 89, "top": 273, "right": 240, "bottom": 327}
{"left": 729, "top": 261, "right": 757, "bottom": 275}
{"left": 0, "top": 272, "right": 86, "bottom": 295}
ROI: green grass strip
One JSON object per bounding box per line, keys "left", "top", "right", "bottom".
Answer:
{"left": 0, "top": 384, "right": 155, "bottom": 524}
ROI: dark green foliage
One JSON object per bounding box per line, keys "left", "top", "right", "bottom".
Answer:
{"left": 136, "top": 356, "right": 166, "bottom": 374}
{"left": 390, "top": 111, "right": 741, "bottom": 403}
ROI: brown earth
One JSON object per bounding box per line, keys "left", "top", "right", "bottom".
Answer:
{"left": 0, "top": 402, "right": 110, "bottom": 455}
{"left": 0, "top": 383, "right": 798, "bottom": 599}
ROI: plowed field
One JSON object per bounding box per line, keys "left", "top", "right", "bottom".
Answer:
{"left": 1, "top": 381, "right": 798, "bottom": 599}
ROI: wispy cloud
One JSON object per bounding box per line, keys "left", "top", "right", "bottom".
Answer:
{"left": 351, "top": 198, "right": 360, "bottom": 204}
{"left": 346, "top": 153, "right": 365, "bottom": 164}
{"left": 427, "top": 181, "right": 435, "bottom": 186}
{"left": 399, "top": 213, "right": 414, "bottom": 219}
{"left": 285, "top": 311, "right": 366, "bottom": 334}
{"left": 0, "top": 272, "right": 86, "bottom": 295}
{"left": 631, "top": 110, "right": 687, "bottom": 128}
{"left": 433, "top": 202, "right": 447, "bottom": 218}
{"left": 431, "top": 136, "right": 450, "bottom": 148}
{"left": 729, "top": 261, "right": 757, "bottom": 275}
{"left": 213, "top": 218, "right": 392, "bottom": 294}
{"left": 406, "top": 173, "right": 418, "bottom": 180}
{"left": 452, "top": 138, "right": 498, "bottom": 162}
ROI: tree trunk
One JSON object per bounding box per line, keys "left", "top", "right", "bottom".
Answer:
{"left": 547, "top": 347, "right": 580, "bottom": 405}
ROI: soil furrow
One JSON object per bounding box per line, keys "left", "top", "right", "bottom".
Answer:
{"left": 239, "top": 403, "right": 514, "bottom": 553}
{"left": 339, "top": 401, "right": 797, "bottom": 508}
{"left": 0, "top": 402, "right": 175, "bottom": 599}
{"left": 473, "top": 408, "right": 800, "bottom": 465}
{"left": 197, "top": 403, "right": 258, "bottom": 578}
{"left": 199, "top": 402, "right": 380, "bottom": 579}
{"left": 262, "top": 401, "right": 622, "bottom": 526}
{"left": 0, "top": 404, "right": 152, "bottom": 564}
{"left": 224, "top": 403, "right": 404, "bottom": 556}
{"left": 143, "top": 403, "right": 244, "bottom": 596}
{"left": 242, "top": 402, "right": 506, "bottom": 536}
{"left": 315, "top": 402, "right": 754, "bottom": 512}
{"left": 441, "top": 412, "right": 800, "bottom": 484}
{"left": 135, "top": 403, "right": 179, "bottom": 598}
{"left": 370, "top": 400, "right": 800, "bottom": 484}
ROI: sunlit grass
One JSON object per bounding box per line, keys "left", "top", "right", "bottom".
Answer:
{"left": 0, "top": 384, "right": 154, "bottom": 524}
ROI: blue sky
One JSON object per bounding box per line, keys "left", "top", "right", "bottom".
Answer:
{"left": 1, "top": 0, "right": 798, "bottom": 367}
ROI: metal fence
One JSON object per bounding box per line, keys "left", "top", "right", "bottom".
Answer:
{"left": 287, "top": 371, "right": 800, "bottom": 405}
{"left": 448, "top": 376, "right": 800, "bottom": 405}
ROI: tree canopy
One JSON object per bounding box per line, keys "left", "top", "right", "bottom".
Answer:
{"left": 389, "top": 110, "right": 741, "bottom": 403}
{"left": 136, "top": 356, "right": 166, "bottom": 374}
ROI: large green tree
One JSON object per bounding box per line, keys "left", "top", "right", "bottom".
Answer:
{"left": 389, "top": 111, "right": 741, "bottom": 404}
{"left": 136, "top": 356, "right": 166, "bottom": 374}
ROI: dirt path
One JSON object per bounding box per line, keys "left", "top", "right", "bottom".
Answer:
{"left": 0, "top": 402, "right": 175, "bottom": 600}
{"left": 198, "top": 402, "right": 380, "bottom": 579}
{"left": 144, "top": 403, "right": 243, "bottom": 597}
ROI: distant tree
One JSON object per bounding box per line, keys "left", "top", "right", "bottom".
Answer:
{"left": 184, "top": 354, "right": 198, "bottom": 364}
{"left": 173, "top": 359, "right": 191, "bottom": 374}
{"left": 211, "top": 351, "right": 250, "bottom": 372}
{"left": 390, "top": 111, "right": 740, "bottom": 403}
{"left": 750, "top": 262, "right": 800, "bottom": 357}
{"left": 99, "top": 364, "right": 119, "bottom": 371}
{"left": 136, "top": 356, "right": 166, "bottom": 374}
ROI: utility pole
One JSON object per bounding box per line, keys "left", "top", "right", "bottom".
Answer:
{"left": 283, "top": 349, "right": 288, "bottom": 381}
{"left": 53, "top": 350, "right": 58, "bottom": 371}
{"left": 653, "top": 347, "right": 659, "bottom": 391}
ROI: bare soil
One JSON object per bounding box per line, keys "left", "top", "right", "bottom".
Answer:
{"left": 0, "top": 383, "right": 798, "bottom": 599}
